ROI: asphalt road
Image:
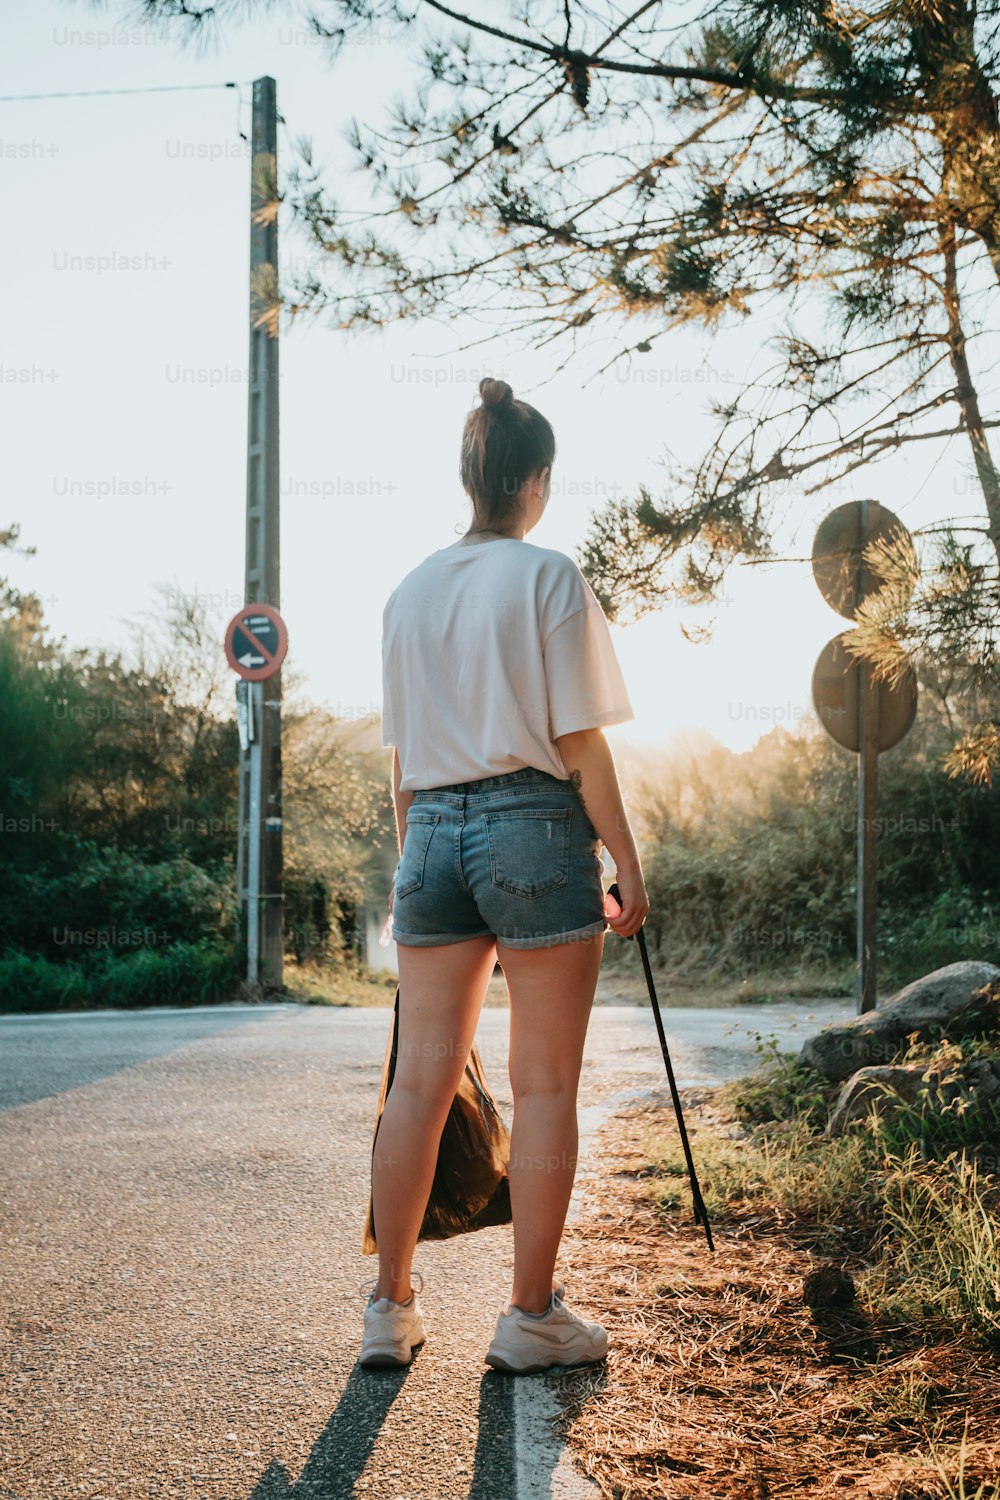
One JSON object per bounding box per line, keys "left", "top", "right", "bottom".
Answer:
{"left": 0, "top": 994, "right": 854, "bottom": 1500}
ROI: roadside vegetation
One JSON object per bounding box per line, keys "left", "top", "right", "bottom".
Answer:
{"left": 0, "top": 546, "right": 394, "bottom": 1011}
{"left": 3, "top": 533, "right": 996, "bottom": 1011}
{"left": 553, "top": 1017, "right": 1000, "bottom": 1497}
{"left": 675, "top": 1030, "right": 1000, "bottom": 1346}
{"left": 628, "top": 713, "right": 999, "bottom": 997}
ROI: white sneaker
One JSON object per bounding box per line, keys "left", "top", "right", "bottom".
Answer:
{"left": 484, "top": 1290, "right": 608, "bottom": 1374}
{"left": 358, "top": 1271, "right": 426, "bottom": 1368}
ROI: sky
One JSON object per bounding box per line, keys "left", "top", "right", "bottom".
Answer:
{"left": 2, "top": 1, "right": 991, "bottom": 757}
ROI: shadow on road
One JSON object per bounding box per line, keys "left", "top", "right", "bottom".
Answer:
{"left": 245, "top": 1358, "right": 543, "bottom": 1499}
{"left": 0, "top": 1007, "right": 287, "bottom": 1111}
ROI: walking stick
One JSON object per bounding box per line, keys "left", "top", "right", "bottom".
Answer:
{"left": 607, "top": 882, "right": 715, "bottom": 1252}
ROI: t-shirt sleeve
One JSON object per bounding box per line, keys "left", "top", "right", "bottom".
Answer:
{"left": 543, "top": 602, "right": 635, "bottom": 739}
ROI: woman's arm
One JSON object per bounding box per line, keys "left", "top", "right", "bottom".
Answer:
{"left": 391, "top": 746, "right": 414, "bottom": 857}
{"left": 554, "top": 726, "right": 649, "bottom": 938}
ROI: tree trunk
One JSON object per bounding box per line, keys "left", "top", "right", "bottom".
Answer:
{"left": 941, "top": 221, "right": 1000, "bottom": 565}
{"left": 913, "top": 0, "right": 1000, "bottom": 287}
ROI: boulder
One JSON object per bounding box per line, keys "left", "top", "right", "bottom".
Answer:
{"left": 825, "top": 1056, "right": 1000, "bottom": 1138}
{"left": 798, "top": 962, "right": 1000, "bottom": 1083}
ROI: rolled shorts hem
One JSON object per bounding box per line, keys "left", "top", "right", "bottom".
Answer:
{"left": 498, "top": 917, "right": 608, "bottom": 949}
{"left": 391, "top": 918, "right": 607, "bottom": 949}
{"left": 391, "top": 925, "right": 494, "bottom": 948}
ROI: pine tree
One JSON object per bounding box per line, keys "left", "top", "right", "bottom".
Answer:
{"left": 126, "top": 0, "right": 1000, "bottom": 775}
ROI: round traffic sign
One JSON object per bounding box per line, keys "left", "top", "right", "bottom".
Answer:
{"left": 812, "top": 632, "right": 918, "bottom": 753}
{"left": 225, "top": 603, "right": 288, "bottom": 681}
{"left": 812, "top": 501, "right": 913, "bottom": 620}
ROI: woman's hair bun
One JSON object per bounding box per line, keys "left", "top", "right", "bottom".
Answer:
{"left": 479, "top": 377, "right": 514, "bottom": 411}
{"left": 461, "top": 378, "right": 555, "bottom": 519}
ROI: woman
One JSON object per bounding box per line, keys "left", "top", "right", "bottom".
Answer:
{"left": 360, "top": 376, "right": 650, "bottom": 1373}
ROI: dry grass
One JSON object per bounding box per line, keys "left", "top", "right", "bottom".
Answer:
{"left": 285, "top": 952, "right": 851, "bottom": 1010}
{"left": 282, "top": 959, "right": 397, "bottom": 1006}
{"left": 551, "top": 1095, "right": 1000, "bottom": 1500}
{"left": 591, "top": 953, "right": 853, "bottom": 1008}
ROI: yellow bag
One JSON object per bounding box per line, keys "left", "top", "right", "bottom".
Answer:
{"left": 361, "top": 986, "right": 513, "bottom": 1254}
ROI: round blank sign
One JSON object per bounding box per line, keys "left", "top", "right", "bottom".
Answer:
{"left": 812, "top": 632, "right": 918, "bottom": 753}
{"left": 812, "top": 500, "right": 913, "bottom": 620}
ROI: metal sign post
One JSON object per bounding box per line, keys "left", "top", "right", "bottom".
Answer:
{"left": 811, "top": 501, "right": 918, "bottom": 1014}
{"left": 246, "top": 681, "right": 263, "bottom": 984}
{"left": 227, "top": 605, "right": 289, "bottom": 991}
{"left": 855, "top": 501, "right": 880, "bottom": 1012}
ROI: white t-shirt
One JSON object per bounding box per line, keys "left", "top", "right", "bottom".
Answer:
{"left": 381, "top": 535, "right": 635, "bottom": 791}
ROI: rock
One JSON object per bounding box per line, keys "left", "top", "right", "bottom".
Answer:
{"left": 825, "top": 1056, "right": 1000, "bottom": 1138}
{"left": 798, "top": 963, "right": 1000, "bottom": 1083}
{"left": 802, "top": 1263, "right": 856, "bottom": 1308}
{"left": 825, "top": 1063, "right": 944, "bottom": 1137}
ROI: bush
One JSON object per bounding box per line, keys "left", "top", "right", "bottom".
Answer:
{"left": 0, "top": 950, "right": 91, "bottom": 1012}
{"left": 638, "top": 723, "right": 1000, "bottom": 986}
{"left": 87, "top": 940, "right": 239, "bottom": 1007}
{"left": 720, "top": 1035, "right": 833, "bottom": 1127}
{"left": 1, "top": 841, "right": 236, "bottom": 960}
{"left": 881, "top": 888, "right": 999, "bottom": 979}
{"left": 0, "top": 940, "right": 239, "bottom": 1013}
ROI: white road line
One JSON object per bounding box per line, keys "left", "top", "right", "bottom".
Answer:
{"left": 511, "top": 1097, "right": 612, "bottom": 1500}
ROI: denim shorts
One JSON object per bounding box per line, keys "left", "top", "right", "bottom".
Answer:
{"left": 390, "top": 766, "right": 609, "bottom": 949}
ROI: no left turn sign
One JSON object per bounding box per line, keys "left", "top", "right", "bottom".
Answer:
{"left": 224, "top": 603, "right": 288, "bottom": 681}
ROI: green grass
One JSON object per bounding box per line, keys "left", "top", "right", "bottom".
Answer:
{"left": 643, "top": 1035, "right": 1000, "bottom": 1349}
{"left": 871, "top": 1145, "right": 1000, "bottom": 1345}
{"left": 0, "top": 949, "right": 400, "bottom": 1012}
{"left": 644, "top": 1112, "right": 884, "bottom": 1253}
{"left": 0, "top": 942, "right": 238, "bottom": 1012}
{"left": 719, "top": 1033, "right": 834, "bottom": 1126}
{"left": 865, "top": 1033, "right": 1000, "bottom": 1158}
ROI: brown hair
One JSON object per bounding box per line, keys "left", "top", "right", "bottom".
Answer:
{"left": 459, "top": 377, "right": 556, "bottom": 530}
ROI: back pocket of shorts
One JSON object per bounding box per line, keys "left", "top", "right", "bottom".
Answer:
{"left": 483, "top": 806, "right": 572, "bottom": 899}
{"left": 396, "top": 811, "right": 440, "bottom": 898}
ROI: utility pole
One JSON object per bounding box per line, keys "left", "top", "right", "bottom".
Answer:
{"left": 236, "top": 76, "right": 283, "bottom": 992}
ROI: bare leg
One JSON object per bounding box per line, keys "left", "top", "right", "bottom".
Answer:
{"left": 371, "top": 934, "right": 498, "bottom": 1302}
{"left": 497, "top": 930, "right": 604, "bottom": 1314}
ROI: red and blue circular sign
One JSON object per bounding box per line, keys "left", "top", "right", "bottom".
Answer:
{"left": 224, "top": 603, "right": 288, "bottom": 681}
